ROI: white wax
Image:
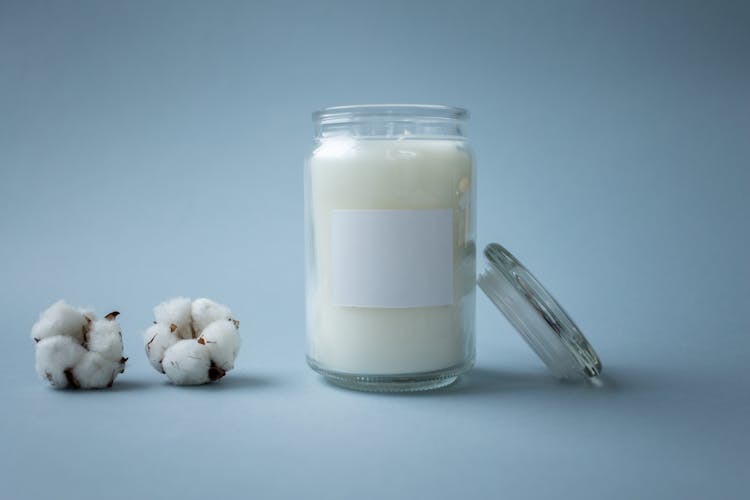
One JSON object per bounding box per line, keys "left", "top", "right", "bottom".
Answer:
{"left": 306, "top": 138, "right": 475, "bottom": 375}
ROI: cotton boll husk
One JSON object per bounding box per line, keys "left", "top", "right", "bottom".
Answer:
{"left": 199, "top": 320, "right": 241, "bottom": 371}
{"left": 35, "top": 336, "right": 86, "bottom": 388}
{"left": 162, "top": 339, "right": 211, "bottom": 385}
{"left": 153, "top": 297, "right": 194, "bottom": 339}
{"left": 144, "top": 323, "right": 178, "bottom": 373}
{"left": 31, "top": 300, "right": 89, "bottom": 343}
{"left": 87, "top": 317, "right": 124, "bottom": 362}
{"left": 72, "top": 352, "right": 121, "bottom": 389}
{"left": 191, "top": 298, "right": 232, "bottom": 335}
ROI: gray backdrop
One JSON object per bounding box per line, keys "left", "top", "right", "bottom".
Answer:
{"left": 1, "top": 1, "right": 748, "bottom": 499}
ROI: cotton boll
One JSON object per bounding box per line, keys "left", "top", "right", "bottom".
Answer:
{"left": 154, "top": 297, "right": 194, "bottom": 339}
{"left": 191, "top": 298, "right": 232, "bottom": 335}
{"left": 144, "top": 322, "right": 178, "bottom": 373}
{"left": 199, "top": 320, "right": 241, "bottom": 371}
{"left": 72, "top": 352, "right": 122, "bottom": 389}
{"left": 146, "top": 297, "right": 241, "bottom": 384}
{"left": 35, "top": 336, "right": 86, "bottom": 388}
{"left": 31, "top": 303, "right": 127, "bottom": 389}
{"left": 31, "top": 300, "right": 90, "bottom": 343}
{"left": 87, "top": 314, "right": 124, "bottom": 362}
{"left": 162, "top": 339, "right": 211, "bottom": 385}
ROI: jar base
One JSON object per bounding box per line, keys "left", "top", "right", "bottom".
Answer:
{"left": 307, "top": 357, "right": 473, "bottom": 392}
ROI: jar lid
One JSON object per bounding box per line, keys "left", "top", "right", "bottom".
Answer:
{"left": 478, "top": 243, "right": 602, "bottom": 381}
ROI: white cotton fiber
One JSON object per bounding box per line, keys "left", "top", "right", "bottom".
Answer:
{"left": 31, "top": 300, "right": 89, "bottom": 344}
{"left": 153, "top": 297, "right": 194, "bottom": 339}
{"left": 145, "top": 297, "right": 241, "bottom": 385}
{"left": 72, "top": 352, "right": 123, "bottom": 389}
{"left": 191, "top": 298, "right": 232, "bottom": 334}
{"left": 87, "top": 316, "right": 124, "bottom": 362}
{"left": 35, "top": 336, "right": 86, "bottom": 388}
{"left": 162, "top": 339, "right": 211, "bottom": 385}
{"left": 31, "top": 302, "right": 127, "bottom": 389}
{"left": 199, "top": 320, "right": 241, "bottom": 371}
{"left": 144, "top": 322, "right": 179, "bottom": 373}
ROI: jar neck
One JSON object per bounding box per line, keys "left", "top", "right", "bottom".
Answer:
{"left": 313, "top": 104, "right": 468, "bottom": 140}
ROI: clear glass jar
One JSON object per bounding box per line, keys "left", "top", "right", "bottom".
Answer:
{"left": 305, "top": 105, "right": 476, "bottom": 391}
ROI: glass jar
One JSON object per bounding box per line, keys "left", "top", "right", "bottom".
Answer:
{"left": 305, "top": 104, "right": 476, "bottom": 391}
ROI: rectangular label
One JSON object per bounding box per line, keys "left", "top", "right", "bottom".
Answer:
{"left": 331, "top": 209, "right": 454, "bottom": 308}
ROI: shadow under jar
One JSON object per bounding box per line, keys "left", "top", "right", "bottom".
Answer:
{"left": 305, "top": 104, "right": 476, "bottom": 391}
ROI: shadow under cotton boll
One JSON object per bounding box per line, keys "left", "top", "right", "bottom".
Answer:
{"left": 162, "top": 372, "right": 278, "bottom": 392}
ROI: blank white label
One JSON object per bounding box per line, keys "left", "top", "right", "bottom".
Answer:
{"left": 331, "top": 209, "right": 454, "bottom": 308}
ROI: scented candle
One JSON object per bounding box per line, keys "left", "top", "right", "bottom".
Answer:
{"left": 305, "top": 105, "right": 476, "bottom": 391}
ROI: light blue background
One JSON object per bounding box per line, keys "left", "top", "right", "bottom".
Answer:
{"left": 1, "top": 1, "right": 748, "bottom": 498}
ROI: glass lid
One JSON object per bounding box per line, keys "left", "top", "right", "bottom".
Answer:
{"left": 478, "top": 243, "right": 602, "bottom": 381}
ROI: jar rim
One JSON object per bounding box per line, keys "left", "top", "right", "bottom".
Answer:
{"left": 313, "top": 104, "right": 469, "bottom": 123}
